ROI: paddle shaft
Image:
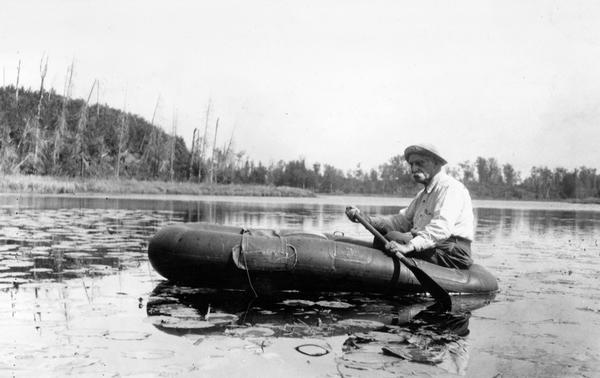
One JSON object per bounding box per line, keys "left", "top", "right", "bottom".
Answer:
{"left": 353, "top": 211, "right": 452, "bottom": 311}
{"left": 354, "top": 213, "right": 414, "bottom": 266}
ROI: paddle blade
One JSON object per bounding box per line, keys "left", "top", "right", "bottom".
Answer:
{"left": 403, "top": 261, "right": 452, "bottom": 312}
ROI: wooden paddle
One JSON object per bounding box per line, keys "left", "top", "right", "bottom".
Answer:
{"left": 353, "top": 211, "right": 452, "bottom": 312}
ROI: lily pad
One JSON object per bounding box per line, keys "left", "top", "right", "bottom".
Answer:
{"left": 0, "top": 245, "right": 19, "bottom": 252}
{"left": 29, "top": 247, "right": 51, "bottom": 255}
{"left": 122, "top": 349, "right": 175, "bottom": 360}
{"left": 88, "top": 265, "right": 114, "bottom": 274}
{"left": 281, "top": 299, "right": 315, "bottom": 307}
{"left": 63, "top": 328, "right": 110, "bottom": 338}
{"left": 316, "top": 300, "right": 354, "bottom": 309}
{"left": 150, "top": 316, "right": 217, "bottom": 330}
{"left": 3, "top": 261, "right": 34, "bottom": 269}
{"left": 336, "top": 319, "right": 385, "bottom": 330}
{"left": 147, "top": 303, "right": 200, "bottom": 318}
{"left": 30, "top": 268, "right": 54, "bottom": 273}
{"left": 64, "top": 252, "right": 93, "bottom": 259}
{"left": 228, "top": 327, "right": 275, "bottom": 338}
{"left": 106, "top": 331, "right": 152, "bottom": 341}
{"left": 206, "top": 313, "right": 239, "bottom": 325}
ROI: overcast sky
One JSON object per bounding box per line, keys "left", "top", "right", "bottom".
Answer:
{"left": 2, "top": 0, "right": 600, "bottom": 176}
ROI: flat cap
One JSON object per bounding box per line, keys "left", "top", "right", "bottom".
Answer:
{"left": 404, "top": 143, "right": 447, "bottom": 165}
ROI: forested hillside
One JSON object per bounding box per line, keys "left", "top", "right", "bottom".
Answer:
{"left": 1, "top": 85, "right": 599, "bottom": 201}
{"left": 0, "top": 85, "right": 189, "bottom": 180}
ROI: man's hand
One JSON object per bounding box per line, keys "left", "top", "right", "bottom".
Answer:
{"left": 345, "top": 206, "right": 361, "bottom": 223}
{"left": 385, "top": 231, "right": 414, "bottom": 244}
{"left": 385, "top": 240, "right": 415, "bottom": 256}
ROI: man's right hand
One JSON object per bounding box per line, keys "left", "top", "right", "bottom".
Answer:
{"left": 385, "top": 240, "right": 415, "bottom": 256}
{"left": 384, "top": 231, "right": 413, "bottom": 244}
{"left": 345, "top": 206, "right": 361, "bottom": 223}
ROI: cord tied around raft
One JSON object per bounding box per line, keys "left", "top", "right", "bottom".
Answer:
{"left": 232, "top": 228, "right": 298, "bottom": 271}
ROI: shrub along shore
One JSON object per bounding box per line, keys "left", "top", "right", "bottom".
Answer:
{"left": 0, "top": 174, "right": 316, "bottom": 197}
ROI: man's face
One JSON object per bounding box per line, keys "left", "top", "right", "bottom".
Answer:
{"left": 407, "top": 153, "right": 439, "bottom": 184}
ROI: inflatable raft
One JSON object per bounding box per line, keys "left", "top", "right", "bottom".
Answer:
{"left": 148, "top": 222, "right": 498, "bottom": 294}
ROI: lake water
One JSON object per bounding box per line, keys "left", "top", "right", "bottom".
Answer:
{"left": 1, "top": 193, "right": 599, "bottom": 377}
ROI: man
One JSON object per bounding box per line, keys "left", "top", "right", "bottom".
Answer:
{"left": 346, "top": 143, "right": 474, "bottom": 269}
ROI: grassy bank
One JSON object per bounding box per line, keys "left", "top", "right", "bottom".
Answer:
{"left": 569, "top": 197, "right": 600, "bottom": 204}
{"left": 0, "top": 174, "right": 316, "bottom": 197}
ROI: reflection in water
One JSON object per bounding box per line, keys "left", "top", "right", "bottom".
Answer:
{"left": 1, "top": 195, "right": 599, "bottom": 376}
{"left": 5, "top": 195, "right": 599, "bottom": 251}
{"left": 474, "top": 207, "right": 600, "bottom": 245}
{"left": 146, "top": 281, "right": 494, "bottom": 373}
{"left": 146, "top": 282, "right": 494, "bottom": 337}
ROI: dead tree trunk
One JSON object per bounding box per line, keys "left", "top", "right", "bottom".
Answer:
{"left": 75, "top": 80, "right": 97, "bottom": 176}
{"left": 116, "top": 107, "right": 128, "bottom": 178}
{"left": 33, "top": 55, "right": 48, "bottom": 167}
{"left": 188, "top": 128, "right": 198, "bottom": 180}
{"left": 141, "top": 95, "right": 161, "bottom": 177}
{"left": 53, "top": 61, "right": 74, "bottom": 172}
{"left": 169, "top": 112, "right": 178, "bottom": 182}
{"left": 96, "top": 80, "right": 100, "bottom": 118}
{"left": 15, "top": 59, "right": 21, "bottom": 108}
{"left": 199, "top": 99, "right": 211, "bottom": 181}
{"left": 223, "top": 127, "right": 236, "bottom": 182}
{"left": 208, "top": 117, "right": 219, "bottom": 184}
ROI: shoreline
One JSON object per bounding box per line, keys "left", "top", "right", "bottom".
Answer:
{"left": 0, "top": 174, "right": 315, "bottom": 198}
{"left": 1, "top": 174, "right": 598, "bottom": 205}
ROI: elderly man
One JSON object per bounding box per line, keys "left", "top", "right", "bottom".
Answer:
{"left": 346, "top": 143, "right": 474, "bottom": 269}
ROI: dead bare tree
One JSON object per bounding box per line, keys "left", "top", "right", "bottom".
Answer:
{"left": 188, "top": 128, "right": 198, "bottom": 180}
{"left": 199, "top": 99, "right": 211, "bottom": 181}
{"left": 33, "top": 55, "right": 49, "bottom": 166}
{"left": 15, "top": 59, "right": 21, "bottom": 107}
{"left": 36, "top": 55, "right": 48, "bottom": 118}
{"left": 96, "top": 80, "right": 100, "bottom": 118}
{"left": 169, "top": 111, "right": 178, "bottom": 182}
{"left": 115, "top": 102, "right": 129, "bottom": 178}
{"left": 12, "top": 56, "right": 49, "bottom": 173}
{"left": 140, "top": 95, "right": 163, "bottom": 178}
{"left": 53, "top": 61, "right": 74, "bottom": 172}
{"left": 208, "top": 117, "right": 219, "bottom": 184}
{"left": 222, "top": 127, "right": 236, "bottom": 182}
{"left": 75, "top": 79, "right": 98, "bottom": 176}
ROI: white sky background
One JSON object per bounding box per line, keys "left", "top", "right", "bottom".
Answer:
{"left": 2, "top": 0, "right": 600, "bottom": 177}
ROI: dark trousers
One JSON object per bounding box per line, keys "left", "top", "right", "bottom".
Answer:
{"left": 377, "top": 234, "right": 473, "bottom": 270}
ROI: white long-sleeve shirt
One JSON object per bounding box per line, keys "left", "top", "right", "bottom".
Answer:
{"left": 371, "top": 171, "right": 474, "bottom": 251}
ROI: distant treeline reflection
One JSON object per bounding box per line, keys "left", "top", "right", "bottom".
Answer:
{"left": 1, "top": 86, "right": 598, "bottom": 201}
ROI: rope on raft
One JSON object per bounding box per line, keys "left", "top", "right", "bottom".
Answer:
{"left": 242, "top": 251, "right": 259, "bottom": 298}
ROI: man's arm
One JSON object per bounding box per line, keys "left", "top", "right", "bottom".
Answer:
{"left": 370, "top": 195, "right": 419, "bottom": 234}
{"left": 409, "top": 185, "right": 466, "bottom": 251}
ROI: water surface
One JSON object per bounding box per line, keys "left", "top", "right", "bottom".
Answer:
{"left": 1, "top": 193, "right": 598, "bottom": 377}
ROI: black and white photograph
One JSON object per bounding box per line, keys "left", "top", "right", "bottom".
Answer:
{"left": 1, "top": 1, "right": 599, "bottom": 377}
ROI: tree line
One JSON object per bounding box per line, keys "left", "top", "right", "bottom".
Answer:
{"left": 1, "top": 85, "right": 598, "bottom": 200}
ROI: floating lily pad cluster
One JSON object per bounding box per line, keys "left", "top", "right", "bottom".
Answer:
{"left": 144, "top": 281, "right": 490, "bottom": 374}
{"left": 0, "top": 207, "right": 178, "bottom": 286}
{"left": 145, "top": 282, "right": 467, "bottom": 338}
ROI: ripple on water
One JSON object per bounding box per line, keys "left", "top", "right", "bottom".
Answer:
{"left": 105, "top": 331, "right": 152, "bottom": 341}
{"left": 122, "top": 349, "right": 176, "bottom": 360}
{"left": 63, "top": 328, "right": 110, "bottom": 338}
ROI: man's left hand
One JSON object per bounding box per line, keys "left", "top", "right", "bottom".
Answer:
{"left": 385, "top": 240, "right": 415, "bottom": 256}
